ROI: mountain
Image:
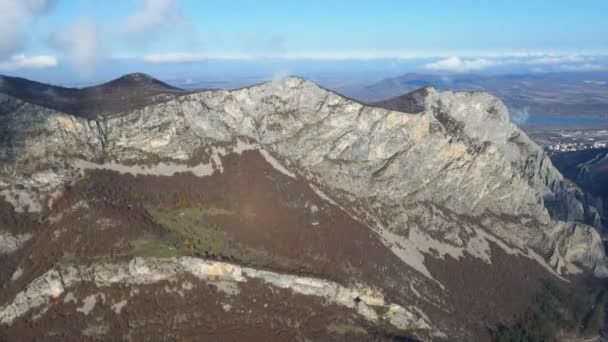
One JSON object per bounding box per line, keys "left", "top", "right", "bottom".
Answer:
{"left": 341, "top": 72, "right": 608, "bottom": 119}
{"left": 550, "top": 148, "right": 608, "bottom": 226}
{"left": 370, "top": 87, "right": 429, "bottom": 113}
{"left": 0, "top": 76, "right": 607, "bottom": 341}
{"left": 0, "top": 73, "right": 185, "bottom": 119}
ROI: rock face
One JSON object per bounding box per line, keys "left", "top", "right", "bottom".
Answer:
{"left": 0, "top": 73, "right": 183, "bottom": 119}
{"left": 0, "top": 257, "right": 429, "bottom": 331}
{"left": 550, "top": 148, "right": 608, "bottom": 229}
{"left": 0, "top": 75, "right": 607, "bottom": 340}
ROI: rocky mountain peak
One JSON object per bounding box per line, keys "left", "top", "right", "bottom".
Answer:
{"left": 119, "top": 72, "right": 155, "bottom": 81}
{"left": 371, "top": 86, "right": 430, "bottom": 113}
{"left": 241, "top": 75, "right": 313, "bottom": 95}
{"left": 0, "top": 75, "right": 607, "bottom": 340}
{"left": 102, "top": 72, "right": 179, "bottom": 90}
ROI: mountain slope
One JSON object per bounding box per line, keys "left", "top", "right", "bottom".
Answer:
{"left": 0, "top": 73, "right": 185, "bottom": 119}
{"left": 0, "top": 76, "right": 607, "bottom": 340}
{"left": 343, "top": 72, "right": 608, "bottom": 118}
{"left": 550, "top": 148, "right": 608, "bottom": 226}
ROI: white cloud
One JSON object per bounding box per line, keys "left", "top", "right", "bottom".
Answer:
{"left": 559, "top": 63, "right": 605, "bottom": 71}
{"left": 526, "top": 55, "right": 587, "bottom": 65}
{"left": 142, "top": 51, "right": 424, "bottom": 63}
{"left": 584, "top": 80, "right": 607, "bottom": 85}
{"left": 139, "top": 51, "right": 608, "bottom": 73}
{"left": 0, "top": 0, "right": 56, "bottom": 58}
{"left": 43, "top": 0, "right": 199, "bottom": 74}
{"left": 140, "top": 50, "right": 602, "bottom": 63}
{"left": 143, "top": 52, "right": 277, "bottom": 63}
{"left": 0, "top": 54, "right": 57, "bottom": 71}
{"left": 421, "top": 54, "right": 606, "bottom": 73}
{"left": 279, "top": 50, "right": 603, "bottom": 61}
{"left": 125, "top": 0, "right": 185, "bottom": 34}
{"left": 143, "top": 52, "right": 207, "bottom": 63}
{"left": 425, "top": 56, "right": 495, "bottom": 72}
{"left": 123, "top": 0, "right": 201, "bottom": 52}
{"left": 143, "top": 51, "right": 418, "bottom": 62}
{"left": 49, "top": 18, "right": 101, "bottom": 76}
{"left": 280, "top": 51, "right": 420, "bottom": 60}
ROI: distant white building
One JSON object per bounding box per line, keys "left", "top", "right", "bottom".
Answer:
{"left": 594, "top": 141, "right": 608, "bottom": 148}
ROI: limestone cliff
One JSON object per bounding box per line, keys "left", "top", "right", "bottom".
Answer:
{"left": 0, "top": 75, "right": 607, "bottom": 340}
{"left": 1, "top": 76, "right": 604, "bottom": 276}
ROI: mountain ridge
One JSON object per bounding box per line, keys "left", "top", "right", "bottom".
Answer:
{"left": 0, "top": 75, "right": 604, "bottom": 272}
{"left": 340, "top": 71, "right": 608, "bottom": 119}
{"left": 0, "top": 75, "right": 606, "bottom": 340}
{"left": 0, "top": 73, "right": 185, "bottom": 119}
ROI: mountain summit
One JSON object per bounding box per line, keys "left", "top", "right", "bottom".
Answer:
{"left": 0, "top": 73, "right": 184, "bottom": 119}
{"left": 99, "top": 73, "right": 181, "bottom": 91}
{"left": 0, "top": 75, "right": 606, "bottom": 340}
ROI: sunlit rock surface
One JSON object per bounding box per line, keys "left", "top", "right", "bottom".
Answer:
{"left": 1, "top": 76, "right": 606, "bottom": 340}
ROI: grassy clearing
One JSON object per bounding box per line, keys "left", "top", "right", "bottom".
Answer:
{"left": 327, "top": 323, "right": 368, "bottom": 335}
{"left": 131, "top": 235, "right": 182, "bottom": 258}
{"left": 56, "top": 252, "right": 79, "bottom": 266}
{"left": 144, "top": 206, "right": 305, "bottom": 270}
{"left": 146, "top": 207, "right": 233, "bottom": 256}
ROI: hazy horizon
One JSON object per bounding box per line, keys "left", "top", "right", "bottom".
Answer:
{"left": 1, "top": 0, "right": 608, "bottom": 85}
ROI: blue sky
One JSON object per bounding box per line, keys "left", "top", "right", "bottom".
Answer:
{"left": 1, "top": 0, "right": 607, "bottom": 85}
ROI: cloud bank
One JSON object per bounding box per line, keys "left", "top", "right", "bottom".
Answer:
{"left": 559, "top": 63, "right": 604, "bottom": 71}
{"left": 49, "top": 18, "right": 102, "bottom": 76}
{"left": 125, "top": 0, "right": 185, "bottom": 34}
{"left": 143, "top": 52, "right": 207, "bottom": 63}
{"left": 43, "top": 0, "right": 197, "bottom": 74}
{"left": 0, "top": 1, "right": 605, "bottom": 77}
{"left": 423, "top": 54, "right": 606, "bottom": 73}
{"left": 0, "top": 54, "right": 58, "bottom": 71}
{"left": 425, "top": 57, "right": 495, "bottom": 72}
{"left": 123, "top": 0, "right": 200, "bottom": 50}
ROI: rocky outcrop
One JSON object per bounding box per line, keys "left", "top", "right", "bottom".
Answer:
{"left": 1, "top": 76, "right": 604, "bottom": 278}
{"left": 0, "top": 231, "right": 32, "bottom": 255}
{"left": 2, "top": 75, "right": 608, "bottom": 341}
{"left": 549, "top": 148, "right": 608, "bottom": 229}
{"left": 549, "top": 222, "right": 608, "bottom": 276}
{"left": 0, "top": 257, "right": 431, "bottom": 331}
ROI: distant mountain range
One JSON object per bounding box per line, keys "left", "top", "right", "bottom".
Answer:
{"left": 339, "top": 72, "right": 608, "bottom": 119}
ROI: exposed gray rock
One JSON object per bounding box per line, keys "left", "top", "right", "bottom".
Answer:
{"left": 0, "top": 269, "right": 64, "bottom": 324}
{"left": 550, "top": 222, "right": 608, "bottom": 277}
{"left": 0, "top": 257, "right": 431, "bottom": 331}
{"left": 0, "top": 77, "right": 605, "bottom": 280}
{"left": 0, "top": 231, "right": 32, "bottom": 255}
